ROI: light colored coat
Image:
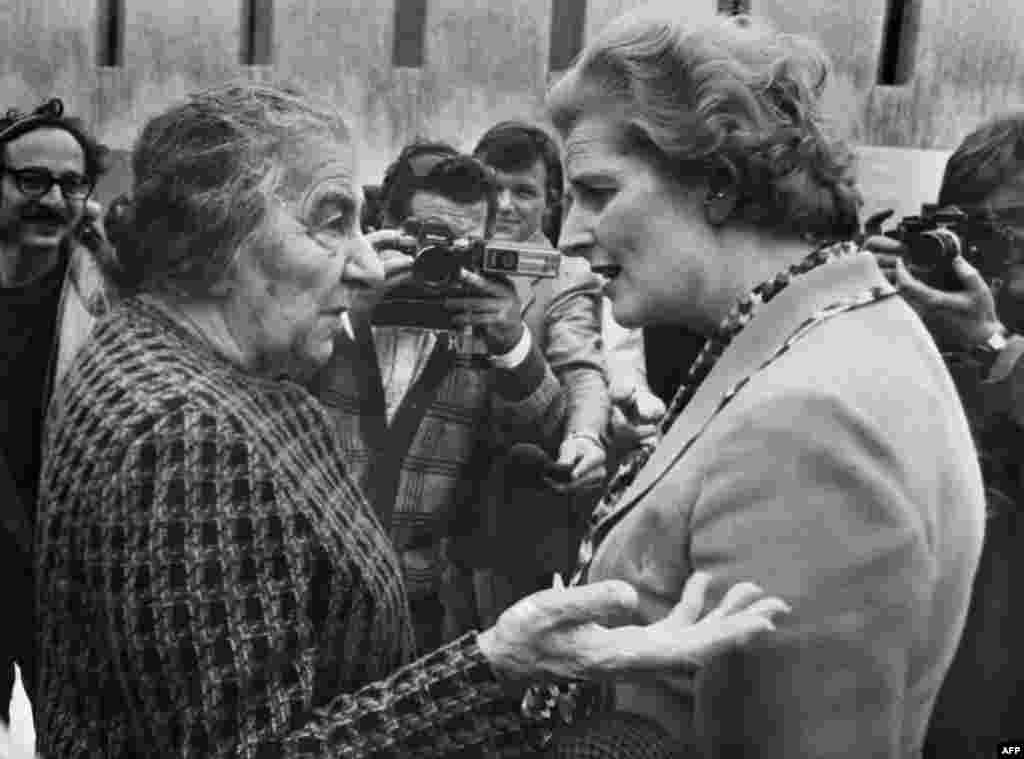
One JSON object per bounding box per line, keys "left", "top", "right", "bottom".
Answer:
{"left": 588, "top": 250, "right": 985, "bottom": 758}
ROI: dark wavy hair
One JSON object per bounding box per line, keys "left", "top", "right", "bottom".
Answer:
{"left": 379, "top": 139, "right": 498, "bottom": 236}
{"left": 103, "top": 82, "right": 350, "bottom": 297}
{"left": 938, "top": 110, "right": 1024, "bottom": 208}
{"left": 546, "top": 6, "right": 861, "bottom": 241}
{"left": 0, "top": 98, "right": 108, "bottom": 184}
{"left": 473, "top": 121, "right": 565, "bottom": 243}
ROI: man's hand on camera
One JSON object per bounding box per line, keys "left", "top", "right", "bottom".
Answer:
{"left": 444, "top": 269, "right": 525, "bottom": 355}
{"left": 867, "top": 235, "right": 1006, "bottom": 351}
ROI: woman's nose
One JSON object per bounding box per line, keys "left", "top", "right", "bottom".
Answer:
{"left": 557, "top": 203, "right": 593, "bottom": 259}
{"left": 344, "top": 236, "right": 386, "bottom": 288}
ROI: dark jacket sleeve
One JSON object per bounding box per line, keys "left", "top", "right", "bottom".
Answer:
{"left": 489, "top": 340, "right": 569, "bottom": 452}
{"left": 35, "top": 416, "right": 547, "bottom": 758}
{"left": 983, "top": 334, "right": 1024, "bottom": 429}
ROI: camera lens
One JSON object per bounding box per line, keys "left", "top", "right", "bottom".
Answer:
{"left": 413, "top": 244, "right": 461, "bottom": 288}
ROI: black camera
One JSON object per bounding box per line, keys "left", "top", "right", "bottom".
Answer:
{"left": 869, "top": 204, "right": 1022, "bottom": 291}
{"left": 371, "top": 217, "right": 562, "bottom": 330}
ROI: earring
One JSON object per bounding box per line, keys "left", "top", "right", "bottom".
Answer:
{"left": 704, "top": 189, "right": 734, "bottom": 226}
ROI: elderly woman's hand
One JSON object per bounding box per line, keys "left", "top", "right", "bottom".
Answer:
{"left": 477, "top": 572, "right": 789, "bottom": 683}
{"left": 445, "top": 269, "right": 526, "bottom": 355}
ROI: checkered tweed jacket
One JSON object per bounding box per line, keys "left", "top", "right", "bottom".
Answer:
{"left": 310, "top": 318, "right": 569, "bottom": 603}
{"left": 35, "top": 298, "right": 543, "bottom": 757}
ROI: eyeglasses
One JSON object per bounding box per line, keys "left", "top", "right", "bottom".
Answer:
{"left": 3, "top": 167, "right": 93, "bottom": 200}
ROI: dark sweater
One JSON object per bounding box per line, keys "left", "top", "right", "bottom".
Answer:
{"left": 36, "top": 298, "right": 541, "bottom": 757}
{"left": 1, "top": 255, "right": 67, "bottom": 715}
{"left": 0, "top": 256, "right": 66, "bottom": 523}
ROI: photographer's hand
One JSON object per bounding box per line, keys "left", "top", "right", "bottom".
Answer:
{"left": 610, "top": 385, "right": 666, "bottom": 453}
{"left": 548, "top": 434, "right": 607, "bottom": 494}
{"left": 867, "top": 235, "right": 1005, "bottom": 351}
{"left": 445, "top": 269, "right": 525, "bottom": 355}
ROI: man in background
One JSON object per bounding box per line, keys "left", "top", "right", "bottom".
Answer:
{"left": 455, "top": 121, "right": 664, "bottom": 626}
{"left": 311, "top": 141, "right": 604, "bottom": 650}
{"left": 869, "top": 110, "right": 1024, "bottom": 757}
{"left": 0, "top": 98, "right": 111, "bottom": 722}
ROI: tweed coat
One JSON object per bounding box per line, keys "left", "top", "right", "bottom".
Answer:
{"left": 587, "top": 250, "right": 985, "bottom": 758}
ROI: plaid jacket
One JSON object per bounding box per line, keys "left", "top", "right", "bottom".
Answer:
{"left": 310, "top": 313, "right": 569, "bottom": 603}
{"left": 36, "top": 298, "right": 548, "bottom": 757}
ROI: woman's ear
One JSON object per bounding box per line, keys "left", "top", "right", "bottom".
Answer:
{"left": 703, "top": 159, "right": 741, "bottom": 227}
{"left": 703, "top": 186, "right": 738, "bottom": 226}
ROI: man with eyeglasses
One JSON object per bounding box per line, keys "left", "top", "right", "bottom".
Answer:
{"left": 866, "top": 111, "right": 1024, "bottom": 758}
{"left": 0, "top": 98, "right": 111, "bottom": 725}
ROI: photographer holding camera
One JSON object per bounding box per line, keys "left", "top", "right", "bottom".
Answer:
{"left": 310, "top": 140, "right": 605, "bottom": 652}
{"left": 867, "top": 110, "right": 1024, "bottom": 757}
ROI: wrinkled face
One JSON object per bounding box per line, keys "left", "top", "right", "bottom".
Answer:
{"left": 489, "top": 159, "right": 548, "bottom": 242}
{"left": 0, "top": 127, "right": 88, "bottom": 282}
{"left": 559, "top": 114, "right": 724, "bottom": 332}
{"left": 225, "top": 135, "right": 384, "bottom": 379}
{"left": 408, "top": 190, "right": 489, "bottom": 237}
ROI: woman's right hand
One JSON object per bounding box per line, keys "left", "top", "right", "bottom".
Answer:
{"left": 477, "top": 572, "right": 789, "bottom": 684}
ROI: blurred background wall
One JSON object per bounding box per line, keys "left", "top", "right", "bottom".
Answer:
{"left": 0, "top": 0, "right": 1019, "bottom": 216}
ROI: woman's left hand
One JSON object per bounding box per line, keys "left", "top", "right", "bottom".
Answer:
{"left": 477, "top": 572, "right": 789, "bottom": 683}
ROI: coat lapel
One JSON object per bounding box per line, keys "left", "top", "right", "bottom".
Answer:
{"left": 596, "top": 251, "right": 891, "bottom": 527}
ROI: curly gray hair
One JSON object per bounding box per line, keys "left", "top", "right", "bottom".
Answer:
{"left": 105, "top": 81, "right": 350, "bottom": 296}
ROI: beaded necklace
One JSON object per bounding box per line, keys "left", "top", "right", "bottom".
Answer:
{"left": 520, "top": 240, "right": 896, "bottom": 746}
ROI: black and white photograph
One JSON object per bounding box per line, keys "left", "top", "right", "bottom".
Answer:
{"left": 0, "top": 0, "right": 1021, "bottom": 756}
